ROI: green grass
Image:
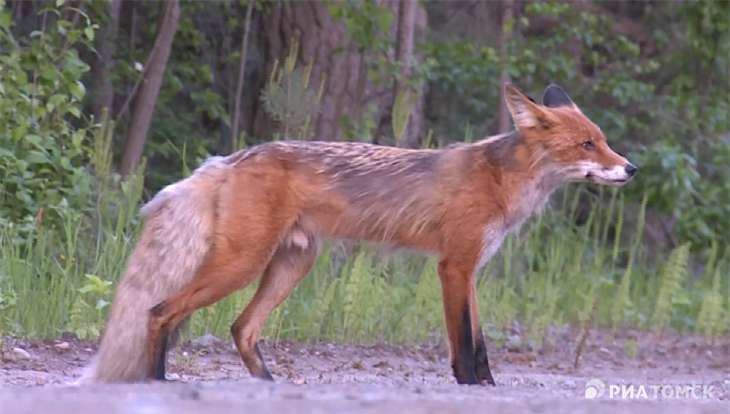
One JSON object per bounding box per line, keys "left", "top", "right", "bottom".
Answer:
{"left": 1, "top": 170, "right": 728, "bottom": 348}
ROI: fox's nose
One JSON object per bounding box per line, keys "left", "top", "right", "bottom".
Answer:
{"left": 624, "top": 163, "right": 637, "bottom": 177}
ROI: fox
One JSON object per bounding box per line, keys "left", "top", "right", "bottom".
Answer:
{"left": 77, "top": 83, "right": 636, "bottom": 386}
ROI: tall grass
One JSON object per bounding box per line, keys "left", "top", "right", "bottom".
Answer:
{"left": 1, "top": 142, "right": 728, "bottom": 347}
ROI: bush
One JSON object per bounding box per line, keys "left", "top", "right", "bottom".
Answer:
{"left": 0, "top": 3, "right": 98, "bottom": 237}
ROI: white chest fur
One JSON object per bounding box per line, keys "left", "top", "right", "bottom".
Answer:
{"left": 476, "top": 177, "right": 557, "bottom": 271}
{"left": 477, "top": 224, "right": 507, "bottom": 270}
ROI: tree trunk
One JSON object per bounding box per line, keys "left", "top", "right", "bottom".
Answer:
{"left": 497, "top": 0, "right": 514, "bottom": 135}
{"left": 230, "top": 0, "right": 255, "bottom": 150}
{"left": 89, "top": 0, "right": 121, "bottom": 130}
{"left": 251, "top": 2, "right": 426, "bottom": 144}
{"left": 391, "top": 0, "right": 418, "bottom": 147}
{"left": 119, "top": 0, "right": 180, "bottom": 177}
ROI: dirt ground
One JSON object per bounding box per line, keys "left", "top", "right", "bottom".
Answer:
{"left": 1, "top": 330, "right": 729, "bottom": 414}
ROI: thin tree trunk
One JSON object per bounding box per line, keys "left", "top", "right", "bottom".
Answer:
{"left": 119, "top": 0, "right": 181, "bottom": 177}
{"left": 392, "top": 0, "right": 417, "bottom": 147}
{"left": 90, "top": 0, "right": 121, "bottom": 140}
{"left": 230, "top": 0, "right": 255, "bottom": 151}
{"left": 497, "top": 0, "right": 514, "bottom": 135}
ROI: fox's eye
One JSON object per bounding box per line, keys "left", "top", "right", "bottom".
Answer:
{"left": 582, "top": 141, "right": 595, "bottom": 151}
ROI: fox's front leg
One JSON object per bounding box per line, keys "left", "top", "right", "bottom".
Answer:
{"left": 438, "top": 231, "right": 498, "bottom": 386}
{"left": 471, "top": 301, "right": 496, "bottom": 386}
{"left": 437, "top": 252, "right": 482, "bottom": 385}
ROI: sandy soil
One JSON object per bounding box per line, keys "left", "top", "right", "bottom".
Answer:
{"left": 1, "top": 330, "right": 729, "bottom": 414}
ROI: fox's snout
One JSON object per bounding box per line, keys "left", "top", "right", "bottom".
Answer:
{"left": 583, "top": 157, "right": 637, "bottom": 187}
{"left": 624, "top": 163, "right": 637, "bottom": 177}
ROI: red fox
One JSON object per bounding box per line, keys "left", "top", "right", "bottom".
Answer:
{"left": 78, "top": 84, "right": 636, "bottom": 386}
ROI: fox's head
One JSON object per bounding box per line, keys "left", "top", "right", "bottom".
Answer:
{"left": 505, "top": 83, "right": 637, "bottom": 187}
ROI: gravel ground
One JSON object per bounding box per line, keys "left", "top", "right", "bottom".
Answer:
{"left": 2, "top": 330, "right": 729, "bottom": 414}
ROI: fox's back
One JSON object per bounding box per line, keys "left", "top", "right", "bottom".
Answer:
{"left": 228, "top": 141, "right": 453, "bottom": 247}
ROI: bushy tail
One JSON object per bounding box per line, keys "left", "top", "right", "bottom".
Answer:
{"left": 77, "top": 156, "right": 231, "bottom": 384}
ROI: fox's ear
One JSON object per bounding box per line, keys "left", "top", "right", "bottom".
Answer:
{"left": 542, "top": 84, "right": 579, "bottom": 110}
{"left": 504, "top": 83, "right": 550, "bottom": 131}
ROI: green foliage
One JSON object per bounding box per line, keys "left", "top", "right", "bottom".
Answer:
{"left": 0, "top": 106, "right": 146, "bottom": 338}
{"left": 66, "top": 274, "right": 113, "bottom": 339}
{"left": 108, "top": 0, "right": 234, "bottom": 192}
{"left": 260, "top": 40, "right": 325, "bottom": 140}
{"left": 328, "top": 0, "right": 394, "bottom": 56}
{"left": 695, "top": 242, "right": 729, "bottom": 342}
{"left": 652, "top": 244, "right": 690, "bottom": 335}
{"left": 419, "top": 40, "right": 500, "bottom": 140}
{"left": 392, "top": 89, "right": 419, "bottom": 145}
{"left": 611, "top": 194, "right": 648, "bottom": 330}
{"left": 624, "top": 1, "right": 729, "bottom": 255}
{"left": 330, "top": 0, "right": 437, "bottom": 142}
{"left": 0, "top": 1, "right": 98, "bottom": 236}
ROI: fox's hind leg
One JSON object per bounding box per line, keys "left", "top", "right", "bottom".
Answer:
{"left": 150, "top": 316, "right": 190, "bottom": 380}
{"left": 231, "top": 233, "right": 320, "bottom": 380}
{"left": 146, "top": 238, "right": 281, "bottom": 380}
{"left": 146, "top": 218, "right": 299, "bottom": 380}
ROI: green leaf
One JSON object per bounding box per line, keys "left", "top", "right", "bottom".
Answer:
{"left": 78, "top": 285, "right": 95, "bottom": 294}
{"left": 50, "top": 94, "right": 67, "bottom": 106}
{"left": 25, "top": 150, "right": 51, "bottom": 164}
{"left": 672, "top": 292, "right": 692, "bottom": 306}
{"left": 69, "top": 81, "right": 86, "bottom": 99}
{"left": 0, "top": 147, "right": 15, "bottom": 158}
{"left": 84, "top": 26, "right": 94, "bottom": 41}
{"left": 0, "top": 11, "right": 11, "bottom": 30}
{"left": 24, "top": 134, "right": 42, "bottom": 146}
{"left": 12, "top": 124, "right": 28, "bottom": 141}
{"left": 41, "top": 64, "right": 57, "bottom": 81}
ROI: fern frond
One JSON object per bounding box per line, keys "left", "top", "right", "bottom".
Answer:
{"left": 652, "top": 243, "right": 690, "bottom": 334}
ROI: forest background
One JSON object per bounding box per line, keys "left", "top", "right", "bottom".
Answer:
{"left": 0, "top": 0, "right": 728, "bottom": 351}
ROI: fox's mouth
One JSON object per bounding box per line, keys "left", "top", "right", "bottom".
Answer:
{"left": 585, "top": 173, "right": 629, "bottom": 186}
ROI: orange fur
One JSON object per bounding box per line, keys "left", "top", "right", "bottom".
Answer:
{"left": 78, "top": 84, "right": 636, "bottom": 386}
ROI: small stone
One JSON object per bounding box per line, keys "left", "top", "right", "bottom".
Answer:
{"left": 564, "top": 379, "right": 577, "bottom": 388}
{"left": 61, "top": 332, "right": 79, "bottom": 341}
{"left": 507, "top": 335, "right": 522, "bottom": 351}
{"left": 191, "top": 334, "right": 220, "bottom": 347}
{"left": 179, "top": 387, "right": 201, "bottom": 400}
{"left": 13, "top": 347, "right": 31, "bottom": 359}
{"left": 54, "top": 342, "right": 70, "bottom": 350}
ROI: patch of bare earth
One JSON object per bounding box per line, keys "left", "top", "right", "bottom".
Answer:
{"left": 1, "top": 329, "right": 728, "bottom": 414}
